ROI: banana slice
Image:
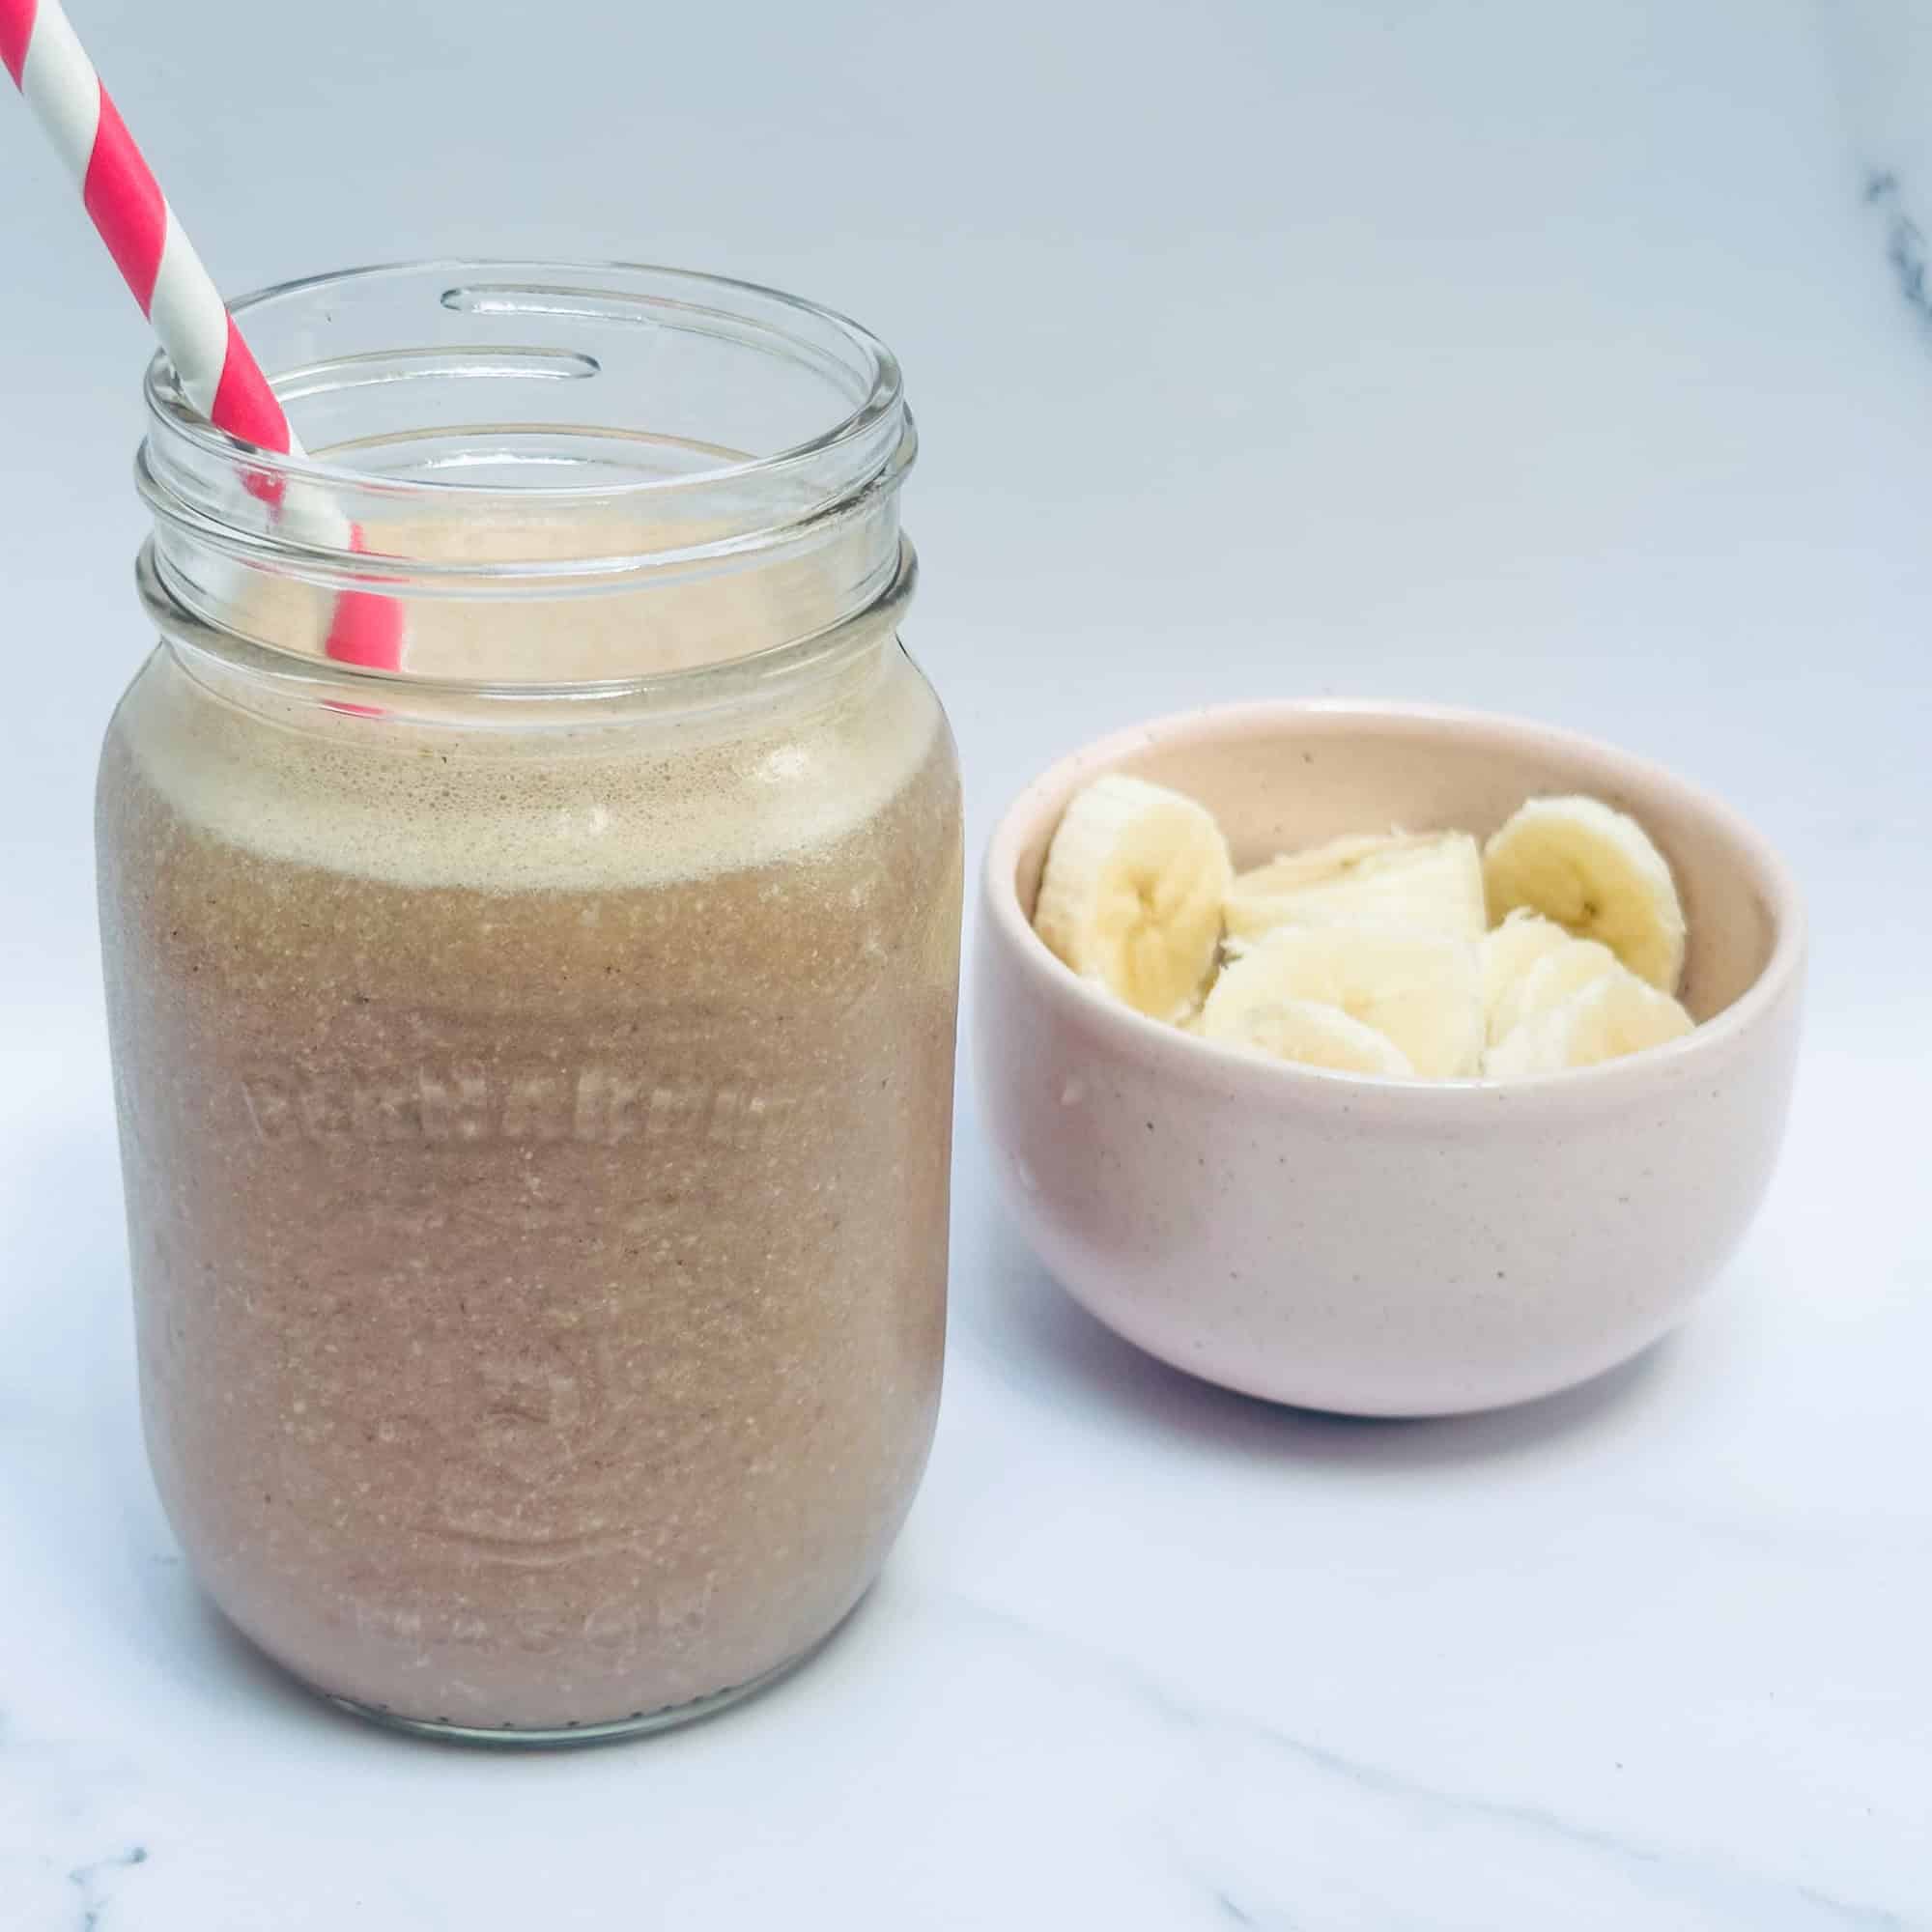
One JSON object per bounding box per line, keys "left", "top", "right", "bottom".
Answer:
{"left": 1484, "top": 965, "right": 1694, "bottom": 1078}
{"left": 1201, "top": 924, "right": 1483, "bottom": 1078}
{"left": 1224, "top": 830, "right": 1487, "bottom": 945}
{"left": 1199, "top": 994, "right": 1415, "bottom": 1076}
{"left": 1478, "top": 910, "right": 1573, "bottom": 1039}
{"left": 1229, "top": 830, "right": 1394, "bottom": 895}
{"left": 1489, "top": 936, "right": 1620, "bottom": 1046}
{"left": 1033, "top": 774, "right": 1233, "bottom": 1021}
{"left": 1482, "top": 797, "right": 1686, "bottom": 991}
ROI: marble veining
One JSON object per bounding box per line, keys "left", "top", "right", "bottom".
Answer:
{"left": 1865, "top": 175, "right": 1931, "bottom": 331}
{"left": 944, "top": 1594, "right": 1918, "bottom": 1932}
{"left": 68, "top": 1848, "right": 150, "bottom": 1932}
{"left": 0, "top": 1732, "right": 157, "bottom": 1932}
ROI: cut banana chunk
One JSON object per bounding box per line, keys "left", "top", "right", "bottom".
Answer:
{"left": 1483, "top": 966, "right": 1694, "bottom": 1078}
{"left": 1228, "top": 831, "right": 1395, "bottom": 895}
{"left": 1199, "top": 994, "right": 1415, "bottom": 1076}
{"left": 1033, "top": 774, "right": 1233, "bottom": 1021}
{"left": 1478, "top": 911, "right": 1573, "bottom": 1039}
{"left": 1202, "top": 924, "right": 1484, "bottom": 1078}
{"left": 1224, "top": 830, "right": 1487, "bottom": 945}
{"left": 1489, "top": 937, "right": 1620, "bottom": 1047}
{"left": 1482, "top": 796, "right": 1686, "bottom": 991}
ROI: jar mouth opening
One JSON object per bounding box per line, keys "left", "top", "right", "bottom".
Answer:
{"left": 139, "top": 259, "right": 912, "bottom": 578}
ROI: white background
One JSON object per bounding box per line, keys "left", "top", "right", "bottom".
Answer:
{"left": 2, "top": 2, "right": 1928, "bottom": 1926}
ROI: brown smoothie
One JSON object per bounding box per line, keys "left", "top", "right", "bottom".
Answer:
{"left": 98, "top": 629, "right": 962, "bottom": 1731}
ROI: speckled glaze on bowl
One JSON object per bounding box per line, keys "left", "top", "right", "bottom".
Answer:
{"left": 974, "top": 701, "right": 1805, "bottom": 1416}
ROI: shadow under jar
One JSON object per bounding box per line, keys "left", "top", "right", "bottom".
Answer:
{"left": 97, "top": 263, "right": 963, "bottom": 1742}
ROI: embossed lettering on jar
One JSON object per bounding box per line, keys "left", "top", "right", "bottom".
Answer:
{"left": 97, "top": 264, "right": 963, "bottom": 1741}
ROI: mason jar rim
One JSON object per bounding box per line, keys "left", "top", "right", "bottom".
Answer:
{"left": 141, "top": 257, "right": 906, "bottom": 521}
{"left": 132, "top": 259, "right": 919, "bottom": 710}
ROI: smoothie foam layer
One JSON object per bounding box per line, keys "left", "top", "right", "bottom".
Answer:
{"left": 124, "top": 620, "right": 937, "bottom": 895}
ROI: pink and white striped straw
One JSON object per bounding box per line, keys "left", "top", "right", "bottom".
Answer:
{"left": 1, "top": 0, "right": 402, "bottom": 669}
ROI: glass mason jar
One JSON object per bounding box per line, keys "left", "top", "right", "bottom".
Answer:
{"left": 97, "top": 263, "right": 962, "bottom": 1742}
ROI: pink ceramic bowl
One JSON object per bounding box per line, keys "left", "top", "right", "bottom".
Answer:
{"left": 975, "top": 701, "right": 1805, "bottom": 1416}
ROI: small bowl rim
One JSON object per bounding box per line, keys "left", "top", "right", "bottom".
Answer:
{"left": 980, "top": 698, "right": 1806, "bottom": 1115}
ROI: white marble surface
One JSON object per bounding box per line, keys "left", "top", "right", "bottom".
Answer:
{"left": 3, "top": 1, "right": 1930, "bottom": 1925}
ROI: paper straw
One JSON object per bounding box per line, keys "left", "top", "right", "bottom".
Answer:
{"left": 2, "top": 0, "right": 403, "bottom": 669}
